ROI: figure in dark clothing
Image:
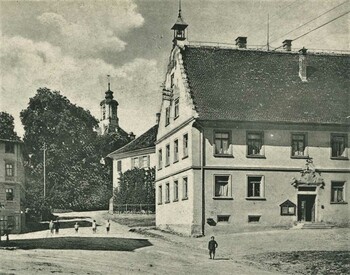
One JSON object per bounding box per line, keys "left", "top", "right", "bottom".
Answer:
{"left": 54, "top": 220, "right": 60, "bottom": 234}
{"left": 208, "top": 236, "right": 218, "bottom": 259}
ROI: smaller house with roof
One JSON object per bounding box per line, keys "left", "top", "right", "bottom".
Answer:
{"left": 107, "top": 119, "right": 159, "bottom": 191}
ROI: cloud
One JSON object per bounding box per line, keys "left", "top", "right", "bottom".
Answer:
{"left": 0, "top": 35, "right": 160, "bottom": 137}
{"left": 36, "top": 0, "right": 144, "bottom": 57}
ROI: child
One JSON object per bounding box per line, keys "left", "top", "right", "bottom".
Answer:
{"left": 106, "top": 220, "right": 110, "bottom": 234}
{"left": 208, "top": 236, "right": 218, "bottom": 260}
{"left": 74, "top": 222, "right": 79, "bottom": 233}
{"left": 49, "top": 220, "right": 54, "bottom": 235}
{"left": 92, "top": 220, "right": 97, "bottom": 233}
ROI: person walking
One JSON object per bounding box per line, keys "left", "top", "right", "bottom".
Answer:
{"left": 208, "top": 236, "right": 218, "bottom": 259}
{"left": 54, "top": 219, "right": 60, "bottom": 234}
{"left": 92, "top": 220, "right": 97, "bottom": 233}
{"left": 74, "top": 222, "right": 79, "bottom": 233}
{"left": 106, "top": 220, "right": 110, "bottom": 234}
{"left": 49, "top": 220, "right": 54, "bottom": 235}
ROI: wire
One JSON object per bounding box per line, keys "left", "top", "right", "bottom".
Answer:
{"left": 269, "top": 1, "right": 348, "bottom": 44}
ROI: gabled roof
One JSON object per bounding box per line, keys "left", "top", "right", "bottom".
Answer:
{"left": 181, "top": 46, "right": 350, "bottom": 125}
{"left": 107, "top": 125, "right": 158, "bottom": 158}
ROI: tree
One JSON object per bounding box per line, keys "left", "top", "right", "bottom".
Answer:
{"left": 0, "top": 112, "right": 19, "bottom": 140}
{"left": 21, "top": 88, "right": 130, "bottom": 214}
{"left": 114, "top": 167, "right": 155, "bottom": 206}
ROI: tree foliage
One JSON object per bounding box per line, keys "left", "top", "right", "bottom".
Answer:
{"left": 21, "top": 88, "right": 130, "bottom": 213}
{"left": 0, "top": 112, "right": 19, "bottom": 140}
{"left": 114, "top": 167, "right": 155, "bottom": 205}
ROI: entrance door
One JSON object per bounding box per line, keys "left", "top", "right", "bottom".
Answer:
{"left": 298, "top": 195, "right": 316, "bottom": 222}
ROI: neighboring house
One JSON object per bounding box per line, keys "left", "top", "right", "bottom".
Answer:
{"left": 107, "top": 121, "right": 159, "bottom": 191}
{"left": 155, "top": 8, "right": 349, "bottom": 236}
{"left": 0, "top": 139, "right": 25, "bottom": 234}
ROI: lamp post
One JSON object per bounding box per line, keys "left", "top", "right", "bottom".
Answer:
{"left": 42, "top": 143, "right": 47, "bottom": 198}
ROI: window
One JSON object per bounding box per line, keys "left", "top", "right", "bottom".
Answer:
{"left": 6, "top": 188, "right": 14, "bottom": 201}
{"left": 170, "top": 73, "right": 174, "bottom": 88}
{"left": 5, "top": 163, "right": 14, "bottom": 177}
{"left": 5, "top": 143, "right": 15, "bottom": 153}
{"left": 141, "top": 156, "right": 150, "bottom": 168}
{"left": 174, "top": 98, "right": 179, "bottom": 118}
{"left": 214, "top": 175, "right": 231, "bottom": 198}
{"left": 158, "top": 149, "right": 163, "bottom": 169}
{"left": 173, "top": 180, "right": 179, "bottom": 201}
{"left": 165, "top": 107, "right": 170, "bottom": 126}
{"left": 217, "top": 215, "right": 230, "bottom": 223}
{"left": 165, "top": 183, "right": 170, "bottom": 203}
{"left": 247, "top": 176, "right": 264, "bottom": 198}
{"left": 247, "top": 132, "right": 264, "bottom": 156}
{"left": 183, "top": 133, "right": 188, "bottom": 158}
{"left": 331, "top": 182, "right": 345, "bottom": 203}
{"left": 174, "top": 140, "right": 179, "bottom": 162}
{"left": 183, "top": 177, "right": 188, "bottom": 199}
{"left": 214, "top": 131, "right": 231, "bottom": 155}
{"left": 165, "top": 144, "right": 170, "bottom": 166}
{"left": 117, "top": 161, "right": 122, "bottom": 172}
{"left": 291, "top": 133, "right": 307, "bottom": 157}
{"left": 102, "top": 105, "right": 106, "bottom": 120}
{"left": 248, "top": 215, "right": 261, "bottom": 223}
{"left": 158, "top": 185, "right": 163, "bottom": 204}
{"left": 131, "top": 157, "right": 139, "bottom": 169}
{"left": 331, "top": 134, "right": 347, "bottom": 158}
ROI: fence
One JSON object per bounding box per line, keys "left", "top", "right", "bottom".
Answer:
{"left": 113, "top": 204, "right": 155, "bottom": 214}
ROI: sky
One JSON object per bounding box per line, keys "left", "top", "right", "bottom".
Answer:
{"left": 0, "top": 0, "right": 349, "bottom": 138}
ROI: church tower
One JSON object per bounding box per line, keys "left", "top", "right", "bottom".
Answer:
{"left": 98, "top": 75, "right": 119, "bottom": 135}
{"left": 171, "top": 0, "right": 188, "bottom": 47}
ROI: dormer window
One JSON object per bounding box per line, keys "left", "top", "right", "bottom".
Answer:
{"left": 5, "top": 142, "right": 15, "bottom": 154}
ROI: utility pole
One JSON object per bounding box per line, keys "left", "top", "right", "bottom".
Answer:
{"left": 42, "top": 142, "right": 47, "bottom": 198}
{"left": 267, "top": 13, "right": 270, "bottom": 51}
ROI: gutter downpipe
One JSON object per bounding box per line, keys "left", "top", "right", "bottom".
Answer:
{"left": 196, "top": 121, "right": 205, "bottom": 236}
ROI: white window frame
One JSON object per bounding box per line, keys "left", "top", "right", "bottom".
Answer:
{"left": 213, "top": 174, "right": 232, "bottom": 199}
{"left": 246, "top": 175, "right": 265, "bottom": 200}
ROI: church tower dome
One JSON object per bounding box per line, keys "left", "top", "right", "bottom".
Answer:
{"left": 98, "top": 75, "right": 119, "bottom": 135}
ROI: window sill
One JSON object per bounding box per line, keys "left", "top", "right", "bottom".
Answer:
{"left": 330, "top": 201, "right": 348, "bottom": 204}
{"left": 164, "top": 201, "right": 170, "bottom": 204}
{"left": 157, "top": 202, "right": 162, "bottom": 205}
{"left": 182, "top": 155, "right": 188, "bottom": 160}
{"left": 245, "top": 197, "right": 266, "bottom": 201}
{"left": 165, "top": 123, "right": 170, "bottom": 127}
{"left": 173, "top": 160, "right": 179, "bottom": 164}
{"left": 291, "top": 155, "right": 309, "bottom": 159}
{"left": 246, "top": 155, "right": 266, "bottom": 159}
{"left": 281, "top": 213, "right": 296, "bottom": 216}
{"left": 157, "top": 168, "right": 162, "bottom": 171}
{"left": 213, "top": 197, "right": 233, "bottom": 200}
{"left": 182, "top": 197, "right": 188, "bottom": 201}
{"left": 165, "top": 164, "right": 170, "bottom": 168}
{"left": 214, "top": 154, "right": 234, "bottom": 158}
{"left": 173, "top": 199, "right": 179, "bottom": 202}
{"left": 174, "top": 115, "right": 179, "bottom": 120}
{"left": 330, "top": 157, "right": 349, "bottom": 161}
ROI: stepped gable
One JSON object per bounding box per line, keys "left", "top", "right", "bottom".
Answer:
{"left": 181, "top": 46, "right": 350, "bottom": 125}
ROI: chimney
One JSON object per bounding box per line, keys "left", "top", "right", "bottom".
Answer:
{"left": 298, "top": 47, "right": 308, "bottom": 82}
{"left": 235, "top": 36, "right": 247, "bottom": 49}
{"left": 128, "top": 132, "right": 135, "bottom": 140}
{"left": 283, "top": 39, "right": 292, "bottom": 51}
{"left": 156, "top": 113, "right": 161, "bottom": 125}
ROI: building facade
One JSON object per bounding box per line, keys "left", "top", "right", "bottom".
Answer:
{"left": 155, "top": 10, "right": 349, "bottom": 236}
{"left": 0, "top": 139, "right": 25, "bottom": 234}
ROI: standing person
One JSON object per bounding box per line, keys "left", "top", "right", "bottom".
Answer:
{"left": 92, "top": 220, "right": 97, "bottom": 233}
{"left": 54, "top": 219, "right": 60, "bottom": 234}
{"left": 74, "top": 222, "right": 79, "bottom": 233}
{"left": 106, "top": 220, "right": 110, "bottom": 234}
{"left": 49, "top": 220, "right": 54, "bottom": 235}
{"left": 208, "top": 236, "right": 218, "bottom": 260}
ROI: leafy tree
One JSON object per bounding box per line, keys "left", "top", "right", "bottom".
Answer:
{"left": 114, "top": 167, "right": 155, "bottom": 206}
{"left": 21, "top": 88, "right": 129, "bottom": 214}
{"left": 0, "top": 112, "right": 19, "bottom": 140}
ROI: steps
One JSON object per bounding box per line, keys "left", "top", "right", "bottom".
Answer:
{"left": 301, "top": 222, "right": 334, "bottom": 229}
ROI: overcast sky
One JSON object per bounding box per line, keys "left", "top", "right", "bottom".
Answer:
{"left": 1, "top": 0, "right": 348, "bottom": 137}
